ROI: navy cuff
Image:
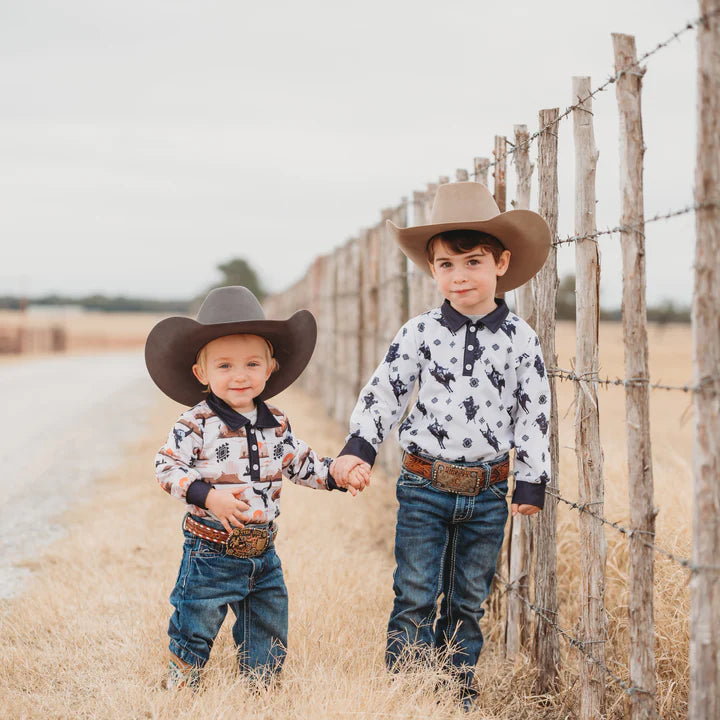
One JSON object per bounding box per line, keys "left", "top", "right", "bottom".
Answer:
{"left": 339, "top": 436, "right": 377, "bottom": 467}
{"left": 511, "top": 480, "right": 545, "bottom": 509}
{"left": 186, "top": 479, "right": 213, "bottom": 508}
{"left": 327, "top": 471, "right": 347, "bottom": 492}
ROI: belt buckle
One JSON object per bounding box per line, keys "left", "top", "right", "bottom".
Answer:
{"left": 226, "top": 527, "right": 270, "bottom": 558}
{"left": 431, "top": 460, "right": 482, "bottom": 496}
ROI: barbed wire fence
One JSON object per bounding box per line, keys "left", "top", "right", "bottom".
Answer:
{"left": 264, "top": 3, "right": 719, "bottom": 718}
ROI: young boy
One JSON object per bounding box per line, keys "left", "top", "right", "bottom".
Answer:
{"left": 332, "top": 181, "right": 552, "bottom": 707}
{"left": 145, "top": 285, "right": 368, "bottom": 689}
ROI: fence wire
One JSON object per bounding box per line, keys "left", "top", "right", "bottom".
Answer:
{"left": 553, "top": 200, "right": 720, "bottom": 247}
{"left": 460, "top": 5, "right": 720, "bottom": 177}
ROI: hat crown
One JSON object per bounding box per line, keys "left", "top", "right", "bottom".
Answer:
{"left": 430, "top": 182, "right": 501, "bottom": 225}
{"left": 196, "top": 286, "right": 265, "bottom": 325}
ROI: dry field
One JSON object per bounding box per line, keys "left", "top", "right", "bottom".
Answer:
{"left": 0, "top": 321, "right": 695, "bottom": 719}
{"left": 0, "top": 308, "right": 170, "bottom": 358}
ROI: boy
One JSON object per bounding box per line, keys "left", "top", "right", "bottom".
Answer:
{"left": 332, "top": 182, "right": 552, "bottom": 707}
{"left": 145, "top": 286, "right": 368, "bottom": 689}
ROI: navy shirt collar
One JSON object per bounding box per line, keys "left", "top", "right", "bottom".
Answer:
{"left": 440, "top": 298, "right": 509, "bottom": 333}
{"left": 206, "top": 393, "right": 281, "bottom": 431}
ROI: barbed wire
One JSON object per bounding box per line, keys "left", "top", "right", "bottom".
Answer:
{"left": 544, "top": 487, "right": 720, "bottom": 574}
{"left": 493, "top": 571, "right": 651, "bottom": 700}
{"left": 546, "top": 366, "right": 719, "bottom": 394}
{"left": 552, "top": 200, "right": 720, "bottom": 247}
{"left": 460, "top": 6, "right": 720, "bottom": 178}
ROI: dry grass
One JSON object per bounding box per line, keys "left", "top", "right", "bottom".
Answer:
{"left": 0, "top": 309, "right": 169, "bottom": 355}
{"left": 0, "top": 321, "right": 695, "bottom": 719}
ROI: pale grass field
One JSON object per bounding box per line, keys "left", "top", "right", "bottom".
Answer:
{"left": 0, "top": 320, "right": 695, "bottom": 719}
{"left": 0, "top": 309, "right": 169, "bottom": 356}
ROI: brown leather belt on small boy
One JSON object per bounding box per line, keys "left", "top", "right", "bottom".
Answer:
{"left": 183, "top": 515, "right": 277, "bottom": 559}
{"left": 402, "top": 451, "right": 510, "bottom": 496}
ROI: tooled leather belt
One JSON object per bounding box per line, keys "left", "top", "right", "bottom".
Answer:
{"left": 183, "top": 515, "right": 277, "bottom": 559}
{"left": 402, "top": 451, "right": 510, "bottom": 496}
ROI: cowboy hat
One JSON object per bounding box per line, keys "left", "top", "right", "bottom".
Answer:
{"left": 386, "top": 181, "right": 551, "bottom": 294}
{"left": 145, "top": 286, "right": 317, "bottom": 407}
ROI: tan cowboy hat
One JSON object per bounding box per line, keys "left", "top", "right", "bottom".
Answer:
{"left": 387, "top": 181, "right": 551, "bottom": 294}
{"left": 145, "top": 286, "right": 317, "bottom": 407}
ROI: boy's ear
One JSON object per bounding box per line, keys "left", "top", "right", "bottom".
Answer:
{"left": 496, "top": 250, "right": 511, "bottom": 277}
{"left": 428, "top": 261, "right": 436, "bottom": 278}
{"left": 192, "top": 363, "right": 207, "bottom": 385}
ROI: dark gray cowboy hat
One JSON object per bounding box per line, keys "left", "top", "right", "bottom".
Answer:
{"left": 145, "top": 286, "right": 317, "bottom": 407}
{"left": 386, "top": 181, "right": 551, "bottom": 294}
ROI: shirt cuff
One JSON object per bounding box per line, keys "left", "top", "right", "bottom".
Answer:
{"left": 186, "top": 479, "right": 213, "bottom": 508}
{"left": 511, "top": 479, "right": 546, "bottom": 509}
{"left": 339, "top": 436, "right": 377, "bottom": 467}
{"left": 326, "top": 471, "right": 347, "bottom": 492}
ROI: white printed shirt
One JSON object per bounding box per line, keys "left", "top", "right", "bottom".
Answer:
{"left": 340, "top": 299, "right": 552, "bottom": 507}
{"left": 155, "top": 394, "right": 339, "bottom": 525}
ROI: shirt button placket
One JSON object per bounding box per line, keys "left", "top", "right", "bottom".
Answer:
{"left": 247, "top": 427, "right": 261, "bottom": 482}
{"left": 462, "top": 324, "right": 477, "bottom": 377}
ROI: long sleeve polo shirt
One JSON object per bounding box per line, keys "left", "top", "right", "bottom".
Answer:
{"left": 155, "top": 393, "right": 341, "bottom": 525}
{"left": 340, "top": 299, "right": 552, "bottom": 508}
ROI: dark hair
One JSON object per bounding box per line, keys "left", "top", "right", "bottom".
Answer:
{"left": 425, "top": 229, "right": 506, "bottom": 264}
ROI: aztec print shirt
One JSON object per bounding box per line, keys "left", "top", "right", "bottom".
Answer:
{"left": 341, "top": 299, "right": 552, "bottom": 508}
{"left": 155, "top": 393, "right": 339, "bottom": 525}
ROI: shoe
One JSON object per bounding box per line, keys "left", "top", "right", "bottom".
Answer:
{"left": 165, "top": 654, "right": 201, "bottom": 690}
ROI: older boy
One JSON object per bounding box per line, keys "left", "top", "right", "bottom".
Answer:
{"left": 145, "top": 286, "right": 368, "bottom": 689}
{"left": 331, "top": 182, "right": 552, "bottom": 707}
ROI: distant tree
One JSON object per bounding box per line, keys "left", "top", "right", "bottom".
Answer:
{"left": 212, "top": 258, "right": 266, "bottom": 302}
{"left": 556, "top": 273, "right": 576, "bottom": 320}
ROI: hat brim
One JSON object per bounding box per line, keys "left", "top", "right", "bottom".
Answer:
{"left": 387, "top": 209, "right": 551, "bottom": 294}
{"left": 145, "top": 310, "right": 317, "bottom": 407}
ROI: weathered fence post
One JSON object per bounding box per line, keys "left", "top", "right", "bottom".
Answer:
{"left": 690, "top": 2, "right": 720, "bottom": 718}
{"left": 456, "top": 168, "right": 469, "bottom": 182}
{"left": 613, "top": 32, "right": 657, "bottom": 720}
{"left": 474, "top": 157, "right": 490, "bottom": 187}
{"left": 533, "top": 108, "right": 561, "bottom": 694}
{"left": 506, "top": 122, "right": 535, "bottom": 659}
{"left": 573, "top": 75, "right": 607, "bottom": 720}
{"left": 493, "top": 136, "right": 507, "bottom": 211}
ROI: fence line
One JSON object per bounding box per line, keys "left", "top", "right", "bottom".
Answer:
{"left": 466, "top": 5, "right": 720, "bottom": 176}
{"left": 264, "top": 5, "right": 719, "bottom": 717}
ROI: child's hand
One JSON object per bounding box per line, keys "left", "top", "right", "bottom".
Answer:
{"left": 345, "top": 463, "right": 371, "bottom": 496}
{"left": 206, "top": 488, "right": 250, "bottom": 533}
{"left": 330, "top": 454, "right": 365, "bottom": 486}
{"left": 511, "top": 503, "right": 541, "bottom": 517}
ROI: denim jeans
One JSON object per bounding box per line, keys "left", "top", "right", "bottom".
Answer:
{"left": 168, "top": 515, "right": 288, "bottom": 675}
{"left": 386, "top": 457, "right": 509, "bottom": 691}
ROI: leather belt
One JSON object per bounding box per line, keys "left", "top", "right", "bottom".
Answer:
{"left": 183, "top": 515, "right": 277, "bottom": 558}
{"left": 402, "top": 451, "right": 510, "bottom": 496}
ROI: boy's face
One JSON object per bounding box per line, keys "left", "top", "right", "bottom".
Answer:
{"left": 192, "top": 334, "right": 274, "bottom": 413}
{"left": 429, "top": 241, "right": 511, "bottom": 316}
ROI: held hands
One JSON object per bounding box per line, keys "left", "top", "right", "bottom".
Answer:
{"left": 511, "top": 503, "right": 541, "bottom": 517}
{"left": 330, "top": 455, "right": 371, "bottom": 496}
{"left": 205, "top": 488, "right": 250, "bottom": 533}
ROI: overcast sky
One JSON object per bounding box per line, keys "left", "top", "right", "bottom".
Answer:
{"left": 0, "top": 0, "right": 703, "bottom": 308}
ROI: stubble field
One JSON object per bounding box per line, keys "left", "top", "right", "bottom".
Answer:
{"left": 0, "top": 317, "right": 695, "bottom": 719}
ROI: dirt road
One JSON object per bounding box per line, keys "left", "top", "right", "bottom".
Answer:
{"left": 0, "top": 351, "right": 156, "bottom": 597}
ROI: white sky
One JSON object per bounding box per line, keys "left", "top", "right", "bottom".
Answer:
{"left": 0, "top": 0, "right": 702, "bottom": 308}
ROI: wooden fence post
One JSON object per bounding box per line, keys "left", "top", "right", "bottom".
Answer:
{"left": 690, "top": 2, "right": 720, "bottom": 718}
{"left": 474, "top": 157, "right": 490, "bottom": 187}
{"left": 456, "top": 168, "right": 469, "bottom": 181}
{"left": 506, "top": 122, "right": 535, "bottom": 659}
{"left": 533, "top": 108, "right": 561, "bottom": 694}
{"left": 493, "top": 136, "right": 507, "bottom": 211}
{"left": 613, "top": 33, "right": 657, "bottom": 720}
{"left": 573, "top": 75, "right": 607, "bottom": 720}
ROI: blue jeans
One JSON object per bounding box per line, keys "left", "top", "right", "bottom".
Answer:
{"left": 386, "top": 458, "right": 509, "bottom": 690}
{"left": 168, "top": 515, "right": 288, "bottom": 675}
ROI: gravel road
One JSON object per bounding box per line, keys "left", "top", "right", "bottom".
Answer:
{"left": 0, "top": 351, "right": 157, "bottom": 598}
